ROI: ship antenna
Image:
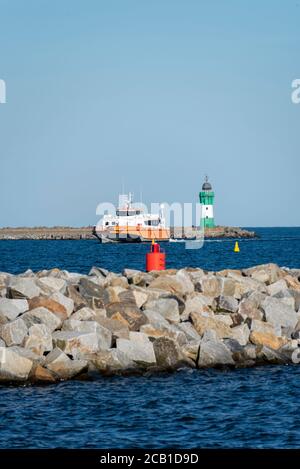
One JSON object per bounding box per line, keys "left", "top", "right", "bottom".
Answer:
{"left": 140, "top": 186, "right": 143, "bottom": 204}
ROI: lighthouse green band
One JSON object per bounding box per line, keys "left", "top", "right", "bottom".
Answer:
{"left": 199, "top": 191, "right": 215, "bottom": 205}
{"left": 200, "top": 218, "right": 215, "bottom": 228}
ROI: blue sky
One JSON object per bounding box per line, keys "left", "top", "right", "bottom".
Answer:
{"left": 0, "top": 0, "right": 299, "bottom": 227}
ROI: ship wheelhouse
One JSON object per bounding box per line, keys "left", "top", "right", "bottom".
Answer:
{"left": 116, "top": 209, "right": 142, "bottom": 216}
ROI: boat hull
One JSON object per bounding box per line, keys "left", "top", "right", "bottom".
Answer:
{"left": 93, "top": 226, "right": 170, "bottom": 243}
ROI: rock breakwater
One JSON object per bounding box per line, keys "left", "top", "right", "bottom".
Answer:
{"left": 0, "top": 263, "right": 299, "bottom": 384}
{"left": 0, "top": 226, "right": 256, "bottom": 240}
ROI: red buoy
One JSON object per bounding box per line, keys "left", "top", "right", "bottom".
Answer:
{"left": 146, "top": 240, "right": 166, "bottom": 272}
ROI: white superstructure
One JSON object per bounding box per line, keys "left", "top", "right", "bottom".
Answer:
{"left": 101, "top": 193, "right": 166, "bottom": 229}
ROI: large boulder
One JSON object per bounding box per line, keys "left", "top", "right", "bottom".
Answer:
{"left": 66, "top": 285, "right": 88, "bottom": 311}
{"left": 148, "top": 275, "right": 186, "bottom": 297}
{"left": 153, "top": 337, "right": 191, "bottom": 369}
{"left": 62, "top": 318, "right": 83, "bottom": 331}
{"left": 144, "top": 298, "right": 180, "bottom": 323}
{"left": 78, "top": 278, "right": 108, "bottom": 309}
{"left": 250, "top": 331, "right": 286, "bottom": 350}
{"left": 175, "top": 270, "right": 194, "bottom": 295}
{"left": 255, "top": 346, "right": 285, "bottom": 364}
{"left": 0, "top": 347, "right": 33, "bottom": 381}
{"left": 122, "top": 269, "right": 153, "bottom": 287}
{"left": 117, "top": 332, "right": 156, "bottom": 367}
{"left": 100, "top": 286, "right": 123, "bottom": 304}
{"left": 245, "top": 290, "right": 267, "bottom": 307}
{"left": 267, "top": 279, "right": 288, "bottom": 296}
{"left": 90, "top": 349, "right": 135, "bottom": 373}
{"left": 217, "top": 269, "right": 242, "bottom": 277}
{"left": 219, "top": 277, "right": 237, "bottom": 297}
{"left": 181, "top": 340, "right": 201, "bottom": 362}
{"left": 190, "top": 311, "right": 232, "bottom": 339}
{"left": 118, "top": 289, "right": 138, "bottom": 305}
{"left": 28, "top": 296, "right": 68, "bottom": 320}
{"left": 10, "top": 345, "right": 44, "bottom": 364}
{"left": 122, "top": 268, "right": 142, "bottom": 278}
{"left": 96, "top": 316, "right": 130, "bottom": 340}
{"left": 181, "top": 294, "right": 213, "bottom": 321}
{"left": 72, "top": 306, "right": 97, "bottom": 321}
{"left": 276, "top": 341, "right": 299, "bottom": 363}
{"left": 87, "top": 275, "right": 108, "bottom": 288}
{"left": 61, "top": 320, "right": 112, "bottom": 349}
{"left": 24, "top": 324, "right": 53, "bottom": 355}
{"left": 37, "top": 277, "right": 66, "bottom": 295}
{"left": 243, "top": 343, "right": 257, "bottom": 361}
{"left": 89, "top": 266, "right": 109, "bottom": 278}
{"left": 186, "top": 268, "right": 205, "bottom": 287}
{"left": 52, "top": 331, "right": 104, "bottom": 358}
{"left": 131, "top": 289, "right": 148, "bottom": 308}
{"left": 138, "top": 287, "right": 182, "bottom": 307}
{"left": 0, "top": 298, "right": 28, "bottom": 321}
{"left": 250, "top": 319, "right": 278, "bottom": 335}
{"left": 199, "top": 276, "right": 222, "bottom": 298}
{"left": 140, "top": 323, "right": 187, "bottom": 346}
{"left": 250, "top": 270, "right": 270, "bottom": 283}
{"left": 106, "top": 272, "right": 129, "bottom": 289}
{"left": 8, "top": 277, "right": 41, "bottom": 299}
{"left": 230, "top": 275, "right": 267, "bottom": 297}
{"left": 214, "top": 314, "right": 233, "bottom": 326}
{"left": 261, "top": 297, "right": 298, "bottom": 329}
{"left": 230, "top": 324, "right": 250, "bottom": 346}
{"left": 0, "top": 318, "right": 28, "bottom": 346}
{"left": 230, "top": 312, "right": 245, "bottom": 327}
{"left": 106, "top": 303, "right": 147, "bottom": 331}
{"left": 238, "top": 299, "right": 263, "bottom": 320}
{"left": 198, "top": 338, "right": 234, "bottom": 367}
{"left": 217, "top": 295, "right": 239, "bottom": 313}
{"left": 177, "top": 322, "right": 201, "bottom": 342}
{"left": 22, "top": 307, "right": 62, "bottom": 332}
{"left": 109, "top": 276, "right": 129, "bottom": 289}
{"left": 284, "top": 274, "right": 300, "bottom": 292}
{"left": 44, "top": 348, "right": 88, "bottom": 380}
{"left": 273, "top": 289, "right": 296, "bottom": 310}
{"left": 143, "top": 309, "right": 170, "bottom": 328}
{"left": 50, "top": 292, "right": 74, "bottom": 317}
{"left": 243, "top": 263, "right": 283, "bottom": 284}
{"left": 0, "top": 272, "right": 10, "bottom": 286}
{"left": 30, "top": 364, "right": 57, "bottom": 383}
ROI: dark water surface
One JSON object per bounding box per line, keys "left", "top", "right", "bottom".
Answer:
{"left": 0, "top": 227, "right": 300, "bottom": 448}
{"left": 0, "top": 227, "right": 299, "bottom": 275}
{"left": 1, "top": 367, "right": 300, "bottom": 449}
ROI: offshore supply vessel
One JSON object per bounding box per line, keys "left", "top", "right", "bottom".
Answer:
{"left": 93, "top": 193, "right": 170, "bottom": 243}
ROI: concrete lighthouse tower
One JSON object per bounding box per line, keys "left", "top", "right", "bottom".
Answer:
{"left": 199, "top": 176, "right": 215, "bottom": 228}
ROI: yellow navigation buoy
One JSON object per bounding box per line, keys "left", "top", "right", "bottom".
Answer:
{"left": 234, "top": 241, "right": 240, "bottom": 252}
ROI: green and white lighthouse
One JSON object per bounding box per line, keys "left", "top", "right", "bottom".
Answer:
{"left": 199, "top": 176, "right": 215, "bottom": 228}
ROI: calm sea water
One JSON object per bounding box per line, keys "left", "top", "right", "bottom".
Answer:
{"left": 0, "top": 227, "right": 299, "bottom": 275}
{"left": 0, "top": 227, "right": 300, "bottom": 449}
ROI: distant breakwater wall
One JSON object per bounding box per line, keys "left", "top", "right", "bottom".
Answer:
{"left": 0, "top": 226, "right": 256, "bottom": 240}
{"left": 0, "top": 263, "right": 299, "bottom": 384}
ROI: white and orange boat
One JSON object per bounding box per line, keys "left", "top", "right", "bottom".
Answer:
{"left": 93, "top": 193, "right": 170, "bottom": 243}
